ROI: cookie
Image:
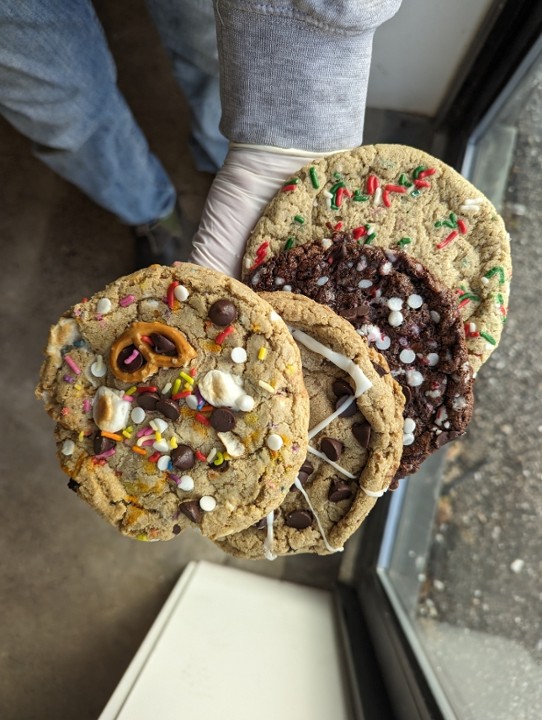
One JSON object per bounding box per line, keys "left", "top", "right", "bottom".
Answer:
{"left": 248, "top": 238, "right": 475, "bottom": 481}
{"left": 36, "top": 263, "right": 310, "bottom": 541}
{"left": 242, "top": 144, "right": 511, "bottom": 373}
{"left": 216, "top": 292, "right": 405, "bottom": 558}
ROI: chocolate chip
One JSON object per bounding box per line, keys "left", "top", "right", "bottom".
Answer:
{"left": 136, "top": 391, "right": 161, "bottom": 411}
{"left": 171, "top": 444, "right": 195, "bottom": 470}
{"left": 156, "top": 398, "right": 180, "bottom": 420}
{"left": 67, "top": 478, "right": 79, "bottom": 493}
{"left": 210, "top": 408, "right": 236, "bottom": 432}
{"left": 285, "top": 509, "right": 313, "bottom": 529}
{"left": 254, "top": 516, "right": 267, "bottom": 530}
{"left": 320, "top": 437, "right": 344, "bottom": 461}
{"left": 208, "top": 299, "right": 238, "bottom": 326}
{"left": 402, "top": 386, "right": 412, "bottom": 406}
{"left": 339, "top": 303, "right": 370, "bottom": 322}
{"left": 332, "top": 378, "right": 353, "bottom": 397}
{"left": 150, "top": 333, "right": 176, "bottom": 355}
{"left": 179, "top": 500, "right": 202, "bottom": 524}
{"left": 290, "top": 459, "right": 314, "bottom": 491}
{"left": 118, "top": 345, "right": 144, "bottom": 372}
{"left": 335, "top": 395, "right": 357, "bottom": 417}
{"left": 172, "top": 524, "right": 181, "bottom": 535}
{"left": 93, "top": 433, "right": 115, "bottom": 455}
{"left": 372, "top": 362, "right": 388, "bottom": 377}
{"left": 352, "top": 421, "right": 371, "bottom": 448}
{"left": 328, "top": 479, "right": 353, "bottom": 502}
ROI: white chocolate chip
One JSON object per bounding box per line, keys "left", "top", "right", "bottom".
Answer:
{"left": 399, "top": 349, "right": 416, "bottom": 364}
{"left": 266, "top": 433, "right": 283, "bottom": 451}
{"left": 387, "top": 297, "right": 403, "bottom": 311}
{"left": 427, "top": 353, "right": 439, "bottom": 367}
{"left": 380, "top": 261, "right": 392, "bottom": 275}
{"left": 282, "top": 285, "right": 292, "bottom": 292}
{"left": 403, "top": 433, "right": 415, "bottom": 446}
{"left": 230, "top": 347, "right": 248, "bottom": 364}
{"left": 407, "top": 294, "right": 423, "bottom": 309}
{"left": 316, "top": 276, "right": 329, "bottom": 286}
{"left": 96, "top": 298, "right": 112, "bottom": 315}
{"left": 406, "top": 370, "right": 424, "bottom": 387}
{"left": 178, "top": 475, "right": 194, "bottom": 491}
{"left": 157, "top": 455, "right": 170, "bottom": 471}
{"left": 131, "top": 407, "right": 146, "bottom": 424}
{"left": 431, "top": 311, "right": 441, "bottom": 323}
{"left": 153, "top": 439, "right": 170, "bottom": 453}
{"left": 237, "top": 394, "right": 255, "bottom": 412}
{"left": 403, "top": 418, "right": 416, "bottom": 434}
{"left": 61, "top": 439, "right": 75, "bottom": 456}
{"left": 90, "top": 355, "right": 107, "bottom": 378}
{"left": 217, "top": 431, "right": 245, "bottom": 458}
{"left": 151, "top": 418, "right": 168, "bottom": 434}
{"left": 93, "top": 387, "right": 131, "bottom": 432}
{"left": 174, "top": 285, "right": 189, "bottom": 302}
{"left": 388, "top": 311, "right": 404, "bottom": 327}
{"left": 200, "top": 496, "right": 217, "bottom": 512}
{"left": 186, "top": 395, "right": 199, "bottom": 410}
{"left": 358, "top": 279, "right": 373, "bottom": 289}
{"left": 269, "top": 311, "right": 281, "bottom": 322}
{"left": 375, "top": 335, "right": 391, "bottom": 350}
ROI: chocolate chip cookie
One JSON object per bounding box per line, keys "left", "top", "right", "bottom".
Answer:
{"left": 248, "top": 238, "right": 474, "bottom": 482}
{"left": 36, "top": 263, "right": 310, "bottom": 541}
{"left": 242, "top": 144, "right": 511, "bottom": 373}
{"left": 216, "top": 292, "right": 405, "bottom": 558}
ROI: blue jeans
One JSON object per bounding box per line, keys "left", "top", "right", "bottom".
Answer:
{"left": 0, "top": 0, "right": 227, "bottom": 224}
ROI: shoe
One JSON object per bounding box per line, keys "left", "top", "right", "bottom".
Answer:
{"left": 132, "top": 202, "right": 196, "bottom": 268}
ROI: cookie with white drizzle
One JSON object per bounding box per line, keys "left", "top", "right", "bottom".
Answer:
{"left": 216, "top": 292, "right": 404, "bottom": 558}
{"left": 242, "top": 144, "right": 511, "bottom": 373}
{"left": 36, "top": 263, "right": 309, "bottom": 542}
{"left": 248, "top": 239, "right": 475, "bottom": 483}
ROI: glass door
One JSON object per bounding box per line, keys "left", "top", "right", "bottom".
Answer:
{"left": 372, "top": 37, "right": 542, "bottom": 720}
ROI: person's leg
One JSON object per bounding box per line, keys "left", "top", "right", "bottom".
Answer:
{"left": 0, "top": 0, "right": 176, "bottom": 225}
{"left": 145, "top": 0, "right": 227, "bottom": 174}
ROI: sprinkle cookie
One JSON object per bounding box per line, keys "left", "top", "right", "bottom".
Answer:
{"left": 216, "top": 292, "right": 404, "bottom": 558}
{"left": 248, "top": 238, "right": 475, "bottom": 482}
{"left": 242, "top": 144, "right": 511, "bottom": 373}
{"left": 36, "top": 264, "right": 310, "bottom": 541}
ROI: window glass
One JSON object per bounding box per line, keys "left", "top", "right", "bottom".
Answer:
{"left": 377, "top": 42, "right": 542, "bottom": 720}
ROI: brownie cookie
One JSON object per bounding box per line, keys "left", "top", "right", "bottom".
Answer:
{"left": 36, "top": 264, "right": 310, "bottom": 541}
{"left": 216, "top": 292, "right": 405, "bottom": 558}
{"left": 242, "top": 144, "right": 511, "bottom": 373}
{"left": 248, "top": 238, "right": 474, "bottom": 481}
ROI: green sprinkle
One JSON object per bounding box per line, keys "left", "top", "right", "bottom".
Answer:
{"left": 412, "top": 165, "right": 425, "bottom": 179}
{"left": 309, "top": 167, "right": 319, "bottom": 189}
{"left": 449, "top": 212, "right": 457, "bottom": 224}
{"left": 484, "top": 266, "right": 506, "bottom": 284}
{"left": 398, "top": 237, "right": 412, "bottom": 247}
{"left": 293, "top": 215, "right": 305, "bottom": 225}
{"left": 366, "top": 233, "right": 376, "bottom": 244}
{"left": 283, "top": 177, "right": 299, "bottom": 186}
{"left": 411, "top": 189, "right": 421, "bottom": 198}
{"left": 459, "top": 292, "right": 480, "bottom": 302}
{"left": 496, "top": 293, "right": 504, "bottom": 305}
{"left": 333, "top": 171, "right": 343, "bottom": 180}
{"left": 329, "top": 181, "right": 345, "bottom": 193}
{"left": 353, "top": 190, "right": 369, "bottom": 202}
{"left": 443, "top": 220, "right": 456, "bottom": 228}
{"left": 434, "top": 221, "right": 443, "bottom": 228}
{"left": 284, "top": 237, "right": 295, "bottom": 250}
{"left": 480, "top": 331, "right": 496, "bottom": 346}
{"left": 398, "top": 173, "right": 411, "bottom": 186}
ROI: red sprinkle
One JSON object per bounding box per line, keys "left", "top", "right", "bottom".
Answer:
{"left": 215, "top": 325, "right": 234, "bottom": 345}
{"left": 335, "top": 187, "right": 345, "bottom": 207}
{"left": 136, "top": 385, "right": 158, "bottom": 393}
{"left": 418, "top": 168, "right": 436, "bottom": 179}
{"left": 458, "top": 298, "right": 471, "bottom": 309}
{"left": 167, "top": 281, "right": 179, "bottom": 309}
{"left": 343, "top": 188, "right": 353, "bottom": 198}
{"left": 436, "top": 230, "right": 458, "bottom": 249}
{"left": 352, "top": 226, "right": 367, "bottom": 240}
{"left": 141, "top": 335, "right": 153, "bottom": 345}
{"left": 195, "top": 450, "right": 207, "bottom": 462}
{"left": 414, "top": 179, "right": 431, "bottom": 189}
{"left": 385, "top": 184, "right": 406, "bottom": 194}
{"left": 367, "top": 174, "right": 379, "bottom": 194}
{"left": 189, "top": 367, "right": 197, "bottom": 377}
{"left": 195, "top": 413, "right": 210, "bottom": 426}
{"left": 382, "top": 190, "right": 391, "bottom": 208}
{"left": 148, "top": 452, "right": 161, "bottom": 463}
{"left": 281, "top": 184, "right": 297, "bottom": 193}
{"left": 457, "top": 219, "right": 468, "bottom": 234}
{"left": 333, "top": 222, "right": 343, "bottom": 231}
{"left": 172, "top": 390, "right": 192, "bottom": 400}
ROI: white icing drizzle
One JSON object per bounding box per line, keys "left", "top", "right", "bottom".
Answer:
{"left": 294, "top": 478, "right": 343, "bottom": 554}
{"left": 263, "top": 511, "right": 277, "bottom": 561}
{"left": 308, "top": 395, "right": 355, "bottom": 440}
{"left": 292, "top": 329, "right": 372, "bottom": 396}
{"left": 307, "top": 446, "right": 357, "bottom": 479}
{"left": 362, "top": 486, "right": 387, "bottom": 498}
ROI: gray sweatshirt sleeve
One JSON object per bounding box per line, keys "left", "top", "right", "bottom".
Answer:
{"left": 214, "top": 0, "right": 402, "bottom": 152}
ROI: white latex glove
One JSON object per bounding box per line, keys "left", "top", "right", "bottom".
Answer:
{"left": 189, "top": 144, "right": 338, "bottom": 279}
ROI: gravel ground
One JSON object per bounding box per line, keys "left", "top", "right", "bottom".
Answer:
{"left": 419, "top": 62, "right": 542, "bottom": 661}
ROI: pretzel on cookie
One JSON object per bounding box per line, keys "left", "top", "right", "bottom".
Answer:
{"left": 109, "top": 321, "right": 197, "bottom": 383}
